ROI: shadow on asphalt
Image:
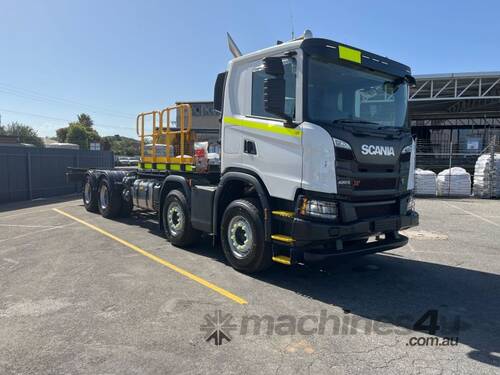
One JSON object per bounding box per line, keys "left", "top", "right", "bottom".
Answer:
{"left": 257, "top": 257, "right": 500, "bottom": 368}
{"left": 0, "top": 194, "right": 80, "bottom": 214}
{"left": 110, "top": 208, "right": 500, "bottom": 368}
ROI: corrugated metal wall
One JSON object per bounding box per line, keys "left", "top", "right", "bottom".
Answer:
{"left": 0, "top": 146, "right": 114, "bottom": 204}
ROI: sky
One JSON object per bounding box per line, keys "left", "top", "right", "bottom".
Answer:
{"left": 0, "top": 0, "right": 499, "bottom": 138}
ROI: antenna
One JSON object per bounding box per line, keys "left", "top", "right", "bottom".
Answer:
{"left": 289, "top": 0, "right": 295, "bottom": 39}
{"left": 227, "top": 32, "right": 242, "bottom": 58}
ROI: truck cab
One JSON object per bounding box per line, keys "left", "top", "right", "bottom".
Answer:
{"left": 78, "top": 33, "right": 418, "bottom": 273}
{"left": 212, "top": 35, "right": 418, "bottom": 266}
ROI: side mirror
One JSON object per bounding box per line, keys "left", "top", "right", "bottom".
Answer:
{"left": 262, "top": 57, "right": 292, "bottom": 125}
{"left": 264, "top": 77, "right": 287, "bottom": 118}
{"left": 213, "top": 71, "right": 227, "bottom": 114}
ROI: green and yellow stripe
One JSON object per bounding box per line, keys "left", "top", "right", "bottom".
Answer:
{"left": 224, "top": 116, "right": 302, "bottom": 138}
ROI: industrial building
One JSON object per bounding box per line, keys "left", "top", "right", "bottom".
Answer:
{"left": 175, "top": 101, "right": 220, "bottom": 151}
{"left": 410, "top": 72, "right": 500, "bottom": 138}
{"left": 410, "top": 72, "right": 500, "bottom": 172}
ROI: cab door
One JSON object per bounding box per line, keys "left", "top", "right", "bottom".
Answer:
{"left": 222, "top": 55, "right": 303, "bottom": 201}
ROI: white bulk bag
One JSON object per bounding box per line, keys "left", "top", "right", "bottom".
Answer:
{"left": 437, "top": 167, "right": 471, "bottom": 197}
{"left": 414, "top": 168, "right": 436, "bottom": 196}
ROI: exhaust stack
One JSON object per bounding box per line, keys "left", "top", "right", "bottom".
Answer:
{"left": 227, "top": 32, "right": 242, "bottom": 58}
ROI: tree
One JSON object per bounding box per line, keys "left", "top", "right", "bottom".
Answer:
{"left": 2, "top": 122, "right": 44, "bottom": 147}
{"left": 56, "top": 127, "right": 68, "bottom": 142}
{"left": 66, "top": 124, "right": 89, "bottom": 150}
{"left": 55, "top": 113, "right": 100, "bottom": 147}
{"left": 86, "top": 128, "right": 101, "bottom": 143}
{"left": 77, "top": 113, "right": 94, "bottom": 129}
{"left": 102, "top": 138, "right": 112, "bottom": 151}
{"left": 101, "top": 135, "right": 140, "bottom": 156}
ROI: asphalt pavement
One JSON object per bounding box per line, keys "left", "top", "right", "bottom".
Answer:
{"left": 0, "top": 196, "right": 499, "bottom": 374}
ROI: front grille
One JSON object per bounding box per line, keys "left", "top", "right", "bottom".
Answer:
{"left": 354, "top": 178, "right": 397, "bottom": 191}
{"left": 357, "top": 163, "right": 395, "bottom": 173}
{"left": 355, "top": 203, "right": 397, "bottom": 219}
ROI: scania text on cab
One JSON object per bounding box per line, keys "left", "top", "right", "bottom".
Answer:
{"left": 71, "top": 31, "right": 419, "bottom": 273}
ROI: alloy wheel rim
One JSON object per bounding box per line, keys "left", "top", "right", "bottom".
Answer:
{"left": 167, "top": 202, "right": 184, "bottom": 236}
{"left": 227, "top": 215, "right": 253, "bottom": 259}
{"left": 99, "top": 185, "right": 109, "bottom": 210}
{"left": 84, "top": 182, "right": 92, "bottom": 204}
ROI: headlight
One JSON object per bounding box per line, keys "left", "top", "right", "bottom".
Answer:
{"left": 333, "top": 137, "right": 352, "bottom": 150}
{"left": 299, "top": 197, "right": 338, "bottom": 220}
{"left": 406, "top": 195, "right": 415, "bottom": 213}
{"left": 401, "top": 144, "right": 412, "bottom": 154}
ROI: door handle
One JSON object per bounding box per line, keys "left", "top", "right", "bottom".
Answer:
{"left": 243, "top": 140, "right": 257, "bottom": 155}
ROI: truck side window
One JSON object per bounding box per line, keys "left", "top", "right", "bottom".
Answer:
{"left": 251, "top": 58, "right": 296, "bottom": 120}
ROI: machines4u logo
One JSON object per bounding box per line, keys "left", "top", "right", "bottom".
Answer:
{"left": 200, "top": 310, "right": 238, "bottom": 346}
{"left": 199, "top": 309, "right": 464, "bottom": 347}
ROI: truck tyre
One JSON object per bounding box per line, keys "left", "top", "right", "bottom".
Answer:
{"left": 82, "top": 176, "right": 98, "bottom": 212}
{"left": 221, "top": 198, "right": 272, "bottom": 273}
{"left": 98, "top": 178, "right": 122, "bottom": 218}
{"left": 120, "top": 198, "right": 133, "bottom": 217}
{"left": 162, "top": 189, "right": 200, "bottom": 246}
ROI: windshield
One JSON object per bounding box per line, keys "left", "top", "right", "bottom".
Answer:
{"left": 306, "top": 57, "right": 409, "bottom": 128}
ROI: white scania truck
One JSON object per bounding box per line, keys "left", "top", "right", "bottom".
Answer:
{"left": 72, "top": 31, "right": 419, "bottom": 273}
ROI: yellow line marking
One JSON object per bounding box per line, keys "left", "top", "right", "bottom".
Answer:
{"left": 52, "top": 208, "right": 248, "bottom": 305}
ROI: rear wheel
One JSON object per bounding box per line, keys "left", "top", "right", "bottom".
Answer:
{"left": 120, "top": 198, "right": 133, "bottom": 217}
{"left": 221, "top": 198, "right": 272, "bottom": 273}
{"left": 162, "top": 190, "right": 200, "bottom": 246}
{"left": 82, "top": 176, "right": 98, "bottom": 212}
{"left": 98, "top": 179, "right": 122, "bottom": 218}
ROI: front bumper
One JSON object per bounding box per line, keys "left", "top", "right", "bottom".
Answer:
{"left": 286, "top": 212, "right": 418, "bottom": 262}
{"left": 293, "top": 212, "right": 418, "bottom": 243}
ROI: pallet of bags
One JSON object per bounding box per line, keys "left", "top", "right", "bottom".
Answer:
{"left": 473, "top": 153, "right": 500, "bottom": 198}
{"left": 414, "top": 168, "right": 436, "bottom": 196}
{"left": 436, "top": 167, "right": 471, "bottom": 197}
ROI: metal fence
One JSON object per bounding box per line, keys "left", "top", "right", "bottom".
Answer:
{"left": 416, "top": 135, "right": 499, "bottom": 198}
{"left": 0, "top": 146, "right": 114, "bottom": 204}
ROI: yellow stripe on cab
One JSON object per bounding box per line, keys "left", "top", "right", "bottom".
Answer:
{"left": 224, "top": 116, "right": 302, "bottom": 138}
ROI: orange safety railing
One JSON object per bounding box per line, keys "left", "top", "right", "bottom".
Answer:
{"left": 136, "top": 110, "right": 159, "bottom": 162}
{"left": 136, "top": 103, "right": 193, "bottom": 165}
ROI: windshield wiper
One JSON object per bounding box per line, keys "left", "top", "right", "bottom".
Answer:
{"left": 332, "top": 118, "right": 379, "bottom": 125}
{"left": 376, "top": 125, "right": 406, "bottom": 133}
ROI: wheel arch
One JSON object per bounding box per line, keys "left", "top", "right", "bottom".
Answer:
{"left": 213, "top": 170, "right": 272, "bottom": 241}
{"left": 86, "top": 169, "right": 129, "bottom": 192}
{"left": 158, "top": 175, "right": 192, "bottom": 230}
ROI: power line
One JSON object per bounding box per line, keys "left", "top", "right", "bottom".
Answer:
{"left": 0, "top": 82, "right": 136, "bottom": 120}
{"left": 0, "top": 108, "right": 133, "bottom": 131}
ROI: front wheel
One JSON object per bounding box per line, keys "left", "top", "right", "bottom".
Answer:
{"left": 162, "top": 190, "right": 200, "bottom": 246}
{"left": 220, "top": 198, "right": 272, "bottom": 273}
